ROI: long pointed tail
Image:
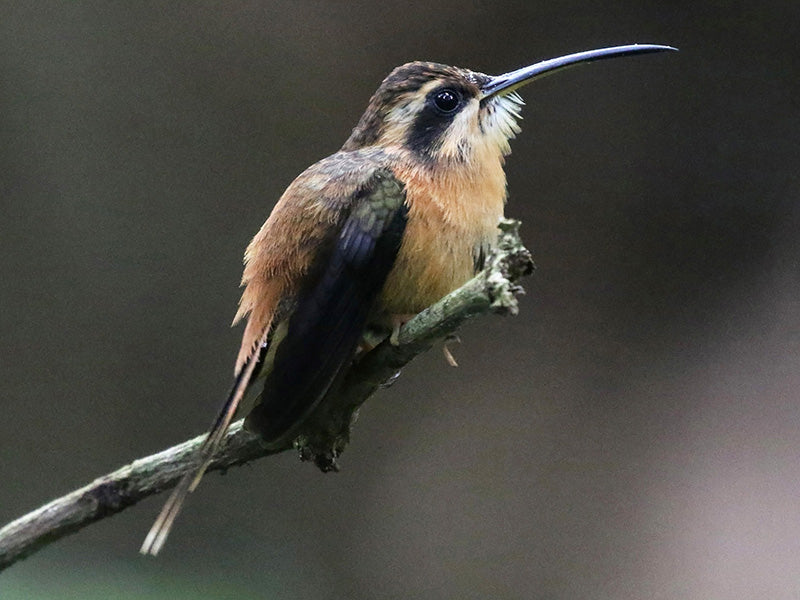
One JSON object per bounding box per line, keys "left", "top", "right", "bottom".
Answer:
{"left": 139, "top": 340, "right": 265, "bottom": 556}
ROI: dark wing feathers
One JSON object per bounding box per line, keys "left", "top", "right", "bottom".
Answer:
{"left": 140, "top": 163, "right": 406, "bottom": 556}
{"left": 244, "top": 168, "right": 408, "bottom": 444}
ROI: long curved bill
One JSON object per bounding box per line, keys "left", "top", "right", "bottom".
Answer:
{"left": 480, "top": 44, "right": 677, "bottom": 100}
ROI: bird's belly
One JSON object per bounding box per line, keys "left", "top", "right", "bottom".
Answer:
{"left": 378, "top": 205, "right": 496, "bottom": 315}
{"left": 377, "top": 152, "right": 507, "bottom": 318}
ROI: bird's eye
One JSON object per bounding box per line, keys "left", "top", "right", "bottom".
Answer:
{"left": 433, "top": 89, "right": 460, "bottom": 113}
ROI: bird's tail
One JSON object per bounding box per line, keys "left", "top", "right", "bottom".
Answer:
{"left": 139, "top": 339, "right": 265, "bottom": 556}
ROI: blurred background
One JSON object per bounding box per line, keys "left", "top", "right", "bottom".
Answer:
{"left": 1, "top": 1, "right": 798, "bottom": 598}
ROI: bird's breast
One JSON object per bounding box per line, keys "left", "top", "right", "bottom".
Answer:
{"left": 378, "top": 156, "right": 507, "bottom": 315}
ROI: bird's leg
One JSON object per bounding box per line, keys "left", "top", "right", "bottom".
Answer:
{"left": 356, "top": 327, "right": 388, "bottom": 357}
{"left": 357, "top": 339, "right": 375, "bottom": 354}
{"left": 389, "top": 313, "right": 417, "bottom": 346}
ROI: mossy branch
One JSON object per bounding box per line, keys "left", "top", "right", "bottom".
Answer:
{"left": 0, "top": 219, "right": 533, "bottom": 572}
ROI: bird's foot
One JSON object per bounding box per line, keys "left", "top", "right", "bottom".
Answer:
{"left": 389, "top": 313, "right": 417, "bottom": 346}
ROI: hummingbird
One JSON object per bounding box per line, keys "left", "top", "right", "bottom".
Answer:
{"left": 140, "top": 43, "right": 676, "bottom": 555}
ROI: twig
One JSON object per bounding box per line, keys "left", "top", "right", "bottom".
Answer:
{"left": 0, "top": 219, "right": 533, "bottom": 572}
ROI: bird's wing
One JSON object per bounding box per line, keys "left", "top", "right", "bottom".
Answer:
{"left": 244, "top": 166, "right": 408, "bottom": 444}
{"left": 141, "top": 153, "right": 406, "bottom": 556}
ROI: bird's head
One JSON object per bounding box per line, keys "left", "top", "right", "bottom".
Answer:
{"left": 342, "top": 44, "right": 676, "bottom": 164}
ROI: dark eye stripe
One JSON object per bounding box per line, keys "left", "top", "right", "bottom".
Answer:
{"left": 406, "top": 85, "right": 468, "bottom": 156}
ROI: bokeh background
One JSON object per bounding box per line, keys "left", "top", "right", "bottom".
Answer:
{"left": 2, "top": 2, "right": 798, "bottom": 598}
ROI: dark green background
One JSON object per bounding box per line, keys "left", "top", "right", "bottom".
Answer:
{"left": 2, "top": 2, "right": 798, "bottom": 598}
